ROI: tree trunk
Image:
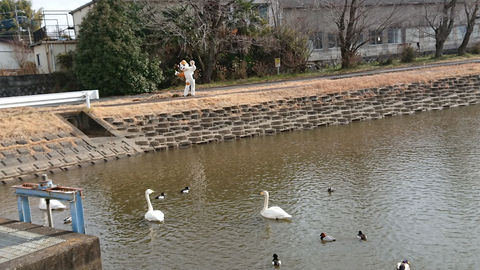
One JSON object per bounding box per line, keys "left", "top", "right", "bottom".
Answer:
{"left": 435, "top": 40, "right": 445, "bottom": 57}
{"left": 458, "top": 2, "right": 478, "bottom": 56}
{"left": 458, "top": 30, "right": 472, "bottom": 56}
{"left": 201, "top": 38, "right": 217, "bottom": 84}
{"left": 432, "top": 0, "right": 456, "bottom": 58}
{"left": 340, "top": 47, "right": 357, "bottom": 68}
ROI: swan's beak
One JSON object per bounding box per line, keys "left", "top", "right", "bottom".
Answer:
{"left": 259, "top": 191, "right": 263, "bottom": 195}
{"left": 151, "top": 190, "right": 155, "bottom": 193}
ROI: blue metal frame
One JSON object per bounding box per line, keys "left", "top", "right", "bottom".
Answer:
{"left": 13, "top": 180, "right": 86, "bottom": 234}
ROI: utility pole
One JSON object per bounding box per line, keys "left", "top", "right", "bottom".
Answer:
{"left": 14, "top": 4, "right": 27, "bottom": 41}
{"left": 15, "top": 3, "right": 21, "bottom": 41}
{"left": 15, "top": 3, "right": 20, "bottom": 41}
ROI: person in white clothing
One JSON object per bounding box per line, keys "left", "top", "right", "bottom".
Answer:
{"left": 175, "top": 60, "right": 196, "bottom": 97}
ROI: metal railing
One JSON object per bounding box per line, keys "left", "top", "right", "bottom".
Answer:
{"left": 0, "top": 90, "right": 99, "bottom": 109}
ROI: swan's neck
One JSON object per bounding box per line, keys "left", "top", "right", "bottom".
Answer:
{"left": 145, "top": 192, "right": 153, "bottom": 212}
{"left": 263, "top": 193, "right": 269, "bottom": 210}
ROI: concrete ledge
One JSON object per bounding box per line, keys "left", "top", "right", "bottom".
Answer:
{"left": 0, "top": 218, "right": 102, "bottom": 270}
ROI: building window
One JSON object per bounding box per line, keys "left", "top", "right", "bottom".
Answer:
{"left": 457, "top": 25, "right": 467, "bottom": 39}
{"left": 258, "top": 5, "right": 268, "bottom": 19}
{"left": 369, "top": 30, "right": 383, "bottom": 45}
{"left": 36, "top": 54, "right": 41, "bottom": 66}
{"left": 310, "top": 32, "right": 323, "bottom": 50}
{"left": 388, "top": 29, "right": 402, "bottom": 44}
{"left": 405, "top": 28, "right": 419, "bottom": 43}
{"left": 328, "top": 33, "right": 337, "bottom": 48}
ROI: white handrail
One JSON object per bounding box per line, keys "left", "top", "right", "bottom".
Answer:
{"left": 0, "top": 90, "right": 100, "bottom": 109}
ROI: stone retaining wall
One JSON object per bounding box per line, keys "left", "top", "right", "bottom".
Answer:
{"left": 0, "top": 134, "right": 142, "bottom": 184}
{"left": 0, "top": 74, "right": 55, "bottom": 97}
{"left": 104, "top": 75, "right": 480, "bottom": 152}
{"left": 1, "top": 74, "right": 480, "bottom": 183}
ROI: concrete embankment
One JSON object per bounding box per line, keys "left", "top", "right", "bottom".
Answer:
{"left": 1, "top": 74, "right": 480, "bottom": 184}
{"left": 0, "top": 218, "right": 102, "bottom": 270}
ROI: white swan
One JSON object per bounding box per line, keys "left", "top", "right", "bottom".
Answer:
{"left": 259, "top": 191, "right": 291, "bottom": 220}
{"left": 144, "top": 189, "right": 164, "bottom": 222}
{"left": 39, "top": 198, "right": 66, "bottom": 210}
{"left": 397, "top": 260, "right": 410, "bottom": 270}
{"left": 320, "top": 232, "right": 336, "bottom": 242}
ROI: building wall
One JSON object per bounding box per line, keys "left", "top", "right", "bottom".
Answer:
{"left": 281, "top": 3, "right": 480, "bottom": 64}
{"left": 33, "top": 41, "right": 77, "bottom": 74}
{"left": 64, "top": 0, "right": 480, "bottom": 68}
{"left": 0, "top": 42, "right": 19, "bottom": 69}
{"left": 72, "top": 5, "right": 94, "bottom": 36}
{"left": 0, "top": 42, "right": 34, "bottom": 70}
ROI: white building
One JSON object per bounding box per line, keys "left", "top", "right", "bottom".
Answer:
{"left": 0, "top": 40, "right": 21, "bottom": 70}
{"left": 0, "top": 39, "right": 35, "bottom": 75}
{"left": 69, "top": 1, "right": 96, "bottom": 36}
{"left": 28, "top": 1, "right": 95, "bottom": 74}
{"left": 272, "top": 0, "right": 479, "bottom": 65}
{"left": 32, "top": 40, "right": 77, "bottom": 74}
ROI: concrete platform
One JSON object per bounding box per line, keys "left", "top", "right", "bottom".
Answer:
{"left": 0, "top": 218, "right": 102, "bottom": 270}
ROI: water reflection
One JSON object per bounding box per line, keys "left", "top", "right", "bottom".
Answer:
{"left": 1, "top": 105, "right": 480, "bottom": 269}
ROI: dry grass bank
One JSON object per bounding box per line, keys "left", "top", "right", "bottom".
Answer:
{"left": 1, "top": 63, "right": 480, "bottom": 142}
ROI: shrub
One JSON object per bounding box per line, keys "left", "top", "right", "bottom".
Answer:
{"left": 249, "top": 25, "right": 310, "bottom": 74}
{"left": 398, "top": 44, "right": 416, "bottom": 63}
{"left": 56, "top": 51, "right": 75, "bottom": 71}
{"left": 377, "top": 52, "right": 394, "bottom": 65}
{"left": 341, "top": 51, "right": 362, "bottom": 68}
{"left": 51, "top": 71, "right": 81, "bottom": 92}
{"left": 214, "top": 64, "right": 227, "bottom": 81}
{"left": 252, "top": 61, "right": 269, "bottom": 77}
{"left": 470, "top": 42, "right": 480, "bottom": 54}
{"left": 232, "top": 60, "right": 248, "bottom": 79}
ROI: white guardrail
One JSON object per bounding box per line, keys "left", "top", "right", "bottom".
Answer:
{"left": 0, "top": 90, "right": 100, "bottom": 109}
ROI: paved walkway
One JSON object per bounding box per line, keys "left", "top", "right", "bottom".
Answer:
{"left": 43, "top": 58, "right": 480, "bottom": 108}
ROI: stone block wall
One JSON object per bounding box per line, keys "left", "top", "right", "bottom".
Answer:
{"left": 103, "top": 75, "right": 480, "bottom": 152}
{"left": 0, "top": 133, "right": 141, "bottom": 184}
{"left": 0, "top": 74, "right": 55, "bottom": 97}
{"left": 1, "top": 74, "right": 479, "bottom": 183}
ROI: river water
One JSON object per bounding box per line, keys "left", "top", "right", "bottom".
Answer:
{"left": 1, "top": 105, "right": 480, "bottom": 269}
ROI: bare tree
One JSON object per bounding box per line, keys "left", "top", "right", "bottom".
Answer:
{"left": 319, "top": 0, "right": 403, "bottom": 68}
{"left": 457, "top": 0, "right": 479, "bottom": 55}
{"left": 8, "top": 39, "right": 34, "bottom": 71}
{"left": 424, "top": 0, "right": 457, "bottom": 57}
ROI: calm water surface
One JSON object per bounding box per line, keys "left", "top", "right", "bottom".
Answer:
{"left": 1, "top": 105, "right": 480, "bottom": 269}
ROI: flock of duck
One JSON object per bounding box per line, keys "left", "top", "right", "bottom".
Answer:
{"left": 37, "top": 186, "right": 410, "bottom": 269}
{"left": 271, "top": 254, "right": 409, "bottom": 269}
{"left": 142, "top": 187, "right": 410, "bottom": 269}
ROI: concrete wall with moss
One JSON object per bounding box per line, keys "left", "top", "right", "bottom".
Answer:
{"left": 0, "top": 74, "right": 55, "bottom": 97}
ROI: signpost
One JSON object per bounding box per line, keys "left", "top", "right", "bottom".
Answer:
{"left": 275, "top": 58, "right": 281, "bottom": 75}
